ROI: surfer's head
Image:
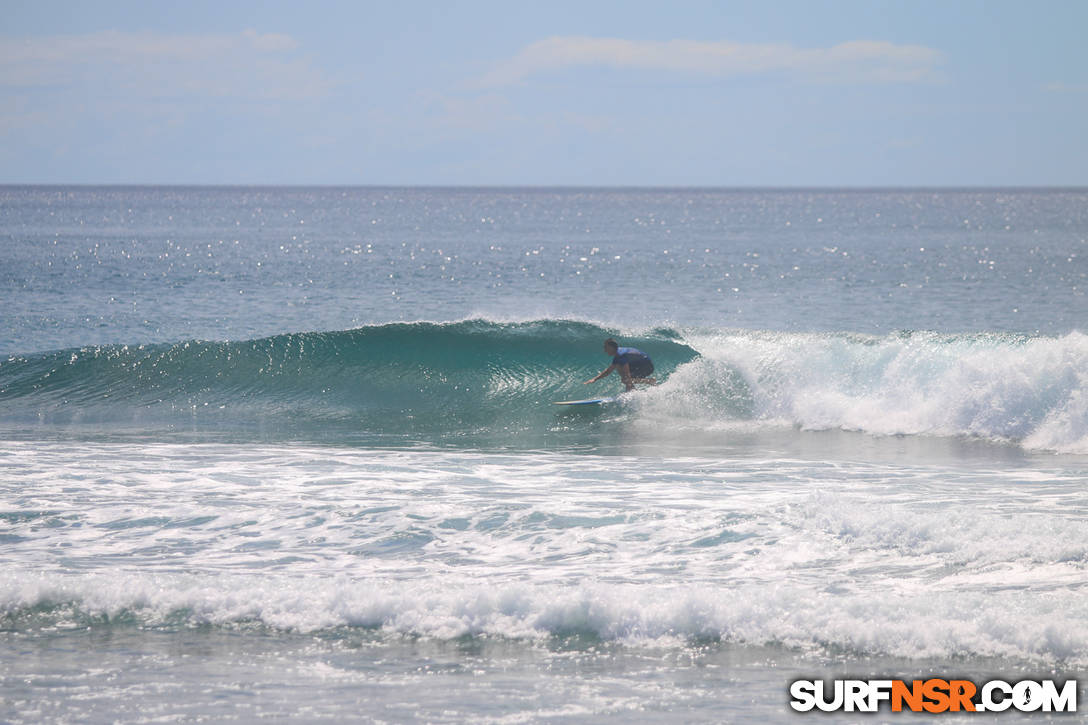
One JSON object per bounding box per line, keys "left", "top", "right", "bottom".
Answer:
{"left": 603, "top": 338, "right": 618, "bottom": 354}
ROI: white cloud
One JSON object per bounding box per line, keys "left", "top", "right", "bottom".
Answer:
{"left": 0, "top": 29, "right": 329, "bottom": 101}
{"left": 479, "top": 36, "right": 944, "bottom": 87}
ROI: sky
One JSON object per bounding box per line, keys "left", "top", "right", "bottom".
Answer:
{"left": 2, "top": 0, "right": 1086, "bottom": 186}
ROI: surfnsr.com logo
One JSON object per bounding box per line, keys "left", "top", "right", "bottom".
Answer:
{"left": 789, "top": 679, "right": 1077, "bottom": 713}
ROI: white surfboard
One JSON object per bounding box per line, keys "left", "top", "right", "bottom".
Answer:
{"left": 553, "top": 397, "right": 617, "bottom": 406}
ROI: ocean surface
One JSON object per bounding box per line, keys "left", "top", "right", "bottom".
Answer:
{"left": 1, "top": 186, "right": 1086, "bottom": 723}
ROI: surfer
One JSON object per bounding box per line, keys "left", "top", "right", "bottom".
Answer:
{"left": 585, "top": 338, "right": 657, "bottom": 392}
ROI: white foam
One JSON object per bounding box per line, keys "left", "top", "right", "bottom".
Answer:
{"left": 5, "top": 571, "right": 1088, "bottom": 665}
{"left": 644, "top": 330, "right": 1088, "bottom": 453}
{"left": 3, "top": 441, "right": 1087, "bottom": 665}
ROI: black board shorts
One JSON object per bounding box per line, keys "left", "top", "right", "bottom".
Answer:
{"left": 628, "top": 359, "right": 654, "bottom": 378}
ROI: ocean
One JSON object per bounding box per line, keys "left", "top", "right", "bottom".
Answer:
{"left": 1, "top": 186, "right": 1086, "bottom": 723}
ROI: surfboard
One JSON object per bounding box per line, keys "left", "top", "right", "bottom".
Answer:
{"left": 553, "top": 397, "right": 617, "bottom": 406}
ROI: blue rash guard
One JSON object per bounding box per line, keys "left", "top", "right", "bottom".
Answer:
{"left": 612, "top": 347, "right": 654, "bottom": 378}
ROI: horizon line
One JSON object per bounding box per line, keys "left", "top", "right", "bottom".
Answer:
{"left": 2, "top": 183, "right": 1087, "bottom": 192}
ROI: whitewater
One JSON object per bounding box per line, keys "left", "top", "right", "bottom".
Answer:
{"left": 1, "top": 187, "right": 1086, "bottom": 723}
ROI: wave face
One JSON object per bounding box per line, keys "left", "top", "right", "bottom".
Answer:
{"left": 1, "top": 321, "right": 1085, "bottom": 453}
{"left": 0, "top": 320, "right": 697, "bottom": 444}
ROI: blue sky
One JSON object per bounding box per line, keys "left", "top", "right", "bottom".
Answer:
{"left": 2, "top": 0, "right": 1086, "bottom": 186}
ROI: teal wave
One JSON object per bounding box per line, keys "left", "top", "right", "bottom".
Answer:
{"left": 4, "top": 323, "right": 1085, "bottom": 452}
{"left": 0, "top": 319, "right": 698, "bottom": 442}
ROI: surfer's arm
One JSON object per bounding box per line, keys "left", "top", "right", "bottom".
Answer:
{"left": 585, "top": 364, "right": 617, "bottom": 384}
